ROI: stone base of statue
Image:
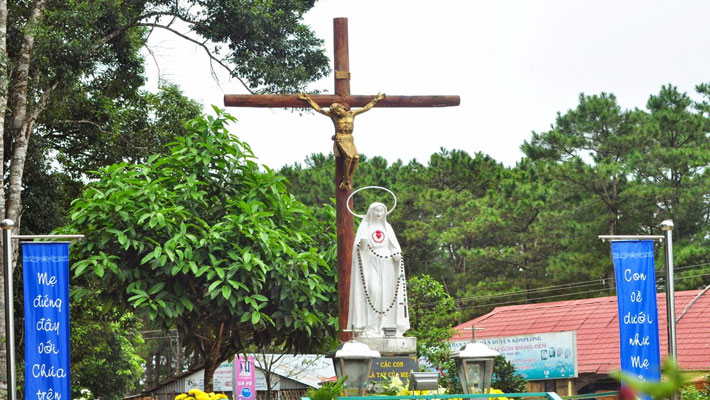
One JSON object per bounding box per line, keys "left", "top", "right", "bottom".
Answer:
{"left": 355, "top": 336, "right": 417, "bottom": 391}
{"left": 355, "top": 336, "right": 416, "bottom": 357}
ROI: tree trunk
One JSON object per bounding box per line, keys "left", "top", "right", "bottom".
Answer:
{"left": 7, "top": 0, "right": 47, "bottom": 225}
{"left": 165, "top": 341, "right": 173, "bottom": 379}
{"left": 0, "top": 0, "right": 36, "bottom": 390}
{"left": 203, "top": 357, "right": 217, "bottom": 393}
{"left": 175, "top": 333, "right": 182, "bottom": 375}
{"left": 203, "top": 322, "right": 225, "bottom": 393}
{"left": 145, "top": 353, "right": 154, "bottom": 387}
{"left": 0, "top": 0, "right": 7, "bottom": 387}
{"left": 264, "top": 373, "right": 272, "bottom": 400}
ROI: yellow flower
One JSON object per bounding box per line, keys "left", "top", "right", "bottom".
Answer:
{"left": 396, "top": 388, "right": 412, "bottom": 396}
{"left": 390, "top": 376, "right": 404, "bottom": 388}
{"left": 214, "top": 395, "right": 228, "bottom": 400}
{"left": 196, "top": 393, "right": 209, "bottom": 400}
{"left": 175, "top": 394, "right": 188, "bottom": 400}
{"left": 188, "top": 389, "right": 202, "bottom": 395}
{"left": 490, "top": 388, "right": 509, "bottom": 400}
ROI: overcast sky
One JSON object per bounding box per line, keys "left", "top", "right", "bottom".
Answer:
{"left": 143, "top": 0, "right": 710, "bottom": 170}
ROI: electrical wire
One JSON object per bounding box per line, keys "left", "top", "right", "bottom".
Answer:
{"left": 418, "top": 261, "right": 710, "bottom": 308}
{"left": 450, "top": 271, "right": 710, "bottom": 313}
{"left": 453, "top": 287, "right": 615, "bottom": 312}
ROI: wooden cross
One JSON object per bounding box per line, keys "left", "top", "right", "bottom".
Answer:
{"left": 224, "top": 18, "right": 459, "bottom": 342}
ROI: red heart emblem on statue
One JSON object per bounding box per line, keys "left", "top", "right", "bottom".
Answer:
{"left": 372, "top": 230, "right": 385, "bottom": 243}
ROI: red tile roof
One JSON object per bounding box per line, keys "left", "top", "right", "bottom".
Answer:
{"left": 452, "top": 289, "right": 710, "bottom": 374}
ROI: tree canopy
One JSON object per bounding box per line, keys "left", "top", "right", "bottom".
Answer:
{"left": 63, "top": 110, "right": 338, "bottom": 391}
{"left": 1, "top": 0, "right": 331, "bottom": 388}
{"left": 282, "top": 82, "right": 710, "bottom": 322}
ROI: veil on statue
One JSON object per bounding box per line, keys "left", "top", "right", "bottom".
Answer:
{"left": 346, "top": 186, "right": 409, "bottom": 338}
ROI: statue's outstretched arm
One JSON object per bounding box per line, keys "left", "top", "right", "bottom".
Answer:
{"left": 297, "top": 93, "right": 330, "bottom": 117}
{"left": 352, "top": 93, "right": 385, "bottom": 116}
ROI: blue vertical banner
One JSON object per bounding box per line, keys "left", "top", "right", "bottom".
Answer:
{"left": 612, "top": 240, "right": 661, "bottom": 389}
{"left": 23, "top": 243, "right": 71, "bottom": 400}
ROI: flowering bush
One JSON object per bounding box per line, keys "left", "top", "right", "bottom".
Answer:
{"left": 380, "top": 375, "right": 448, "bottom": 396}
{"left": 490, "top": 388, "right": 509, "bottom": 400}
{"left": 175, "top": 389, "right": 228, "bottom": 400}
{"left": 380, "top": 376, "right": 509, "bottom": 398}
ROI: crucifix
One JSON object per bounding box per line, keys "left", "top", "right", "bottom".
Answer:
{"left": 224, "top": 18, "right": 459, "bottom": 342}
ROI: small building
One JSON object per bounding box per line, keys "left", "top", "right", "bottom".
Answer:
{"left": 127, "top": 354, "right": 335, "bottom": 400}
{"left": 452, "top": 289, "right": 710, "bottom": 395}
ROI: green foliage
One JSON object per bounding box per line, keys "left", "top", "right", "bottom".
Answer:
{"left": 522, "top": 92, "right": 641, "bottom": 283}
{"left": 10, "top": 0, "right": 331, "bottom": 236}
{"left": 69, "top": 301, "right": 145, "bottom": 400}
{"left": 406, "top": 274, "right": 460, "bottom": 392}
{"left": 493, "top": 356, "right": 527, "bottom": 393}
{"left": 63, "top": 109, "right": 337, "bottom": 388}
{"left": 681, "top": 379, "right": 710, "bottom": 400}
{"left": 41, "top": 83, "right": 204, "bottom": 180}
{"left": 21, "top": 135, "right": 83, "bottom": 235}
{"left": 379, "top": 375, "right": 447, "bottom": 396}
{"left": 22, "top": 84, "right": 202, "bottom": 236}
{"left": 611, "top": 358, "right": 699, "bottom": 399}
{"left": 280, "top": 153, "right": 337, "bottom": 210}
{"left": 407, "top": 274, "right": 459, "bottom": 359}
{"left": 524, "top": 84, "right": 710, "bottom": 291}
{"left": 13, "top": 0, "right": 328, "bottom": 94}
{"left": 283, "top": 82, "right": 710, "bottom": 326}
{"left": 305, "top": 375, "right": 347, "bottom": 400}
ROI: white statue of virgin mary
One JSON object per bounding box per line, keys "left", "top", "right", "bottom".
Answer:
{"left": 347, "top": 202, "right": 410, "bottom": 338}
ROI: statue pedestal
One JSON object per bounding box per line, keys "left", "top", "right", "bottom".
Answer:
{"left": 355, "top": 336, "right": 417, "bottom": 357}
{"left": 353, "top": 336, "right": 417, "bottom": 391}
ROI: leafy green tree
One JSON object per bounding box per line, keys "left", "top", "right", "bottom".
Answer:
{"left": 280, "top": 153, "right": 337, "bottom": 209}
{"left": 280, "top": 154, "right": 405, "bottom": 212}
{"left": 63, "top": 110, "right": 337, "bottom": 391}
{"left": 1, "top": 1, "right": 330, "bottom": 380}
{"left": 21, "top": 84, "right": 203, "bottom": 237}
{"left": 634, "top": 85, "right": 710, "bottom": 234}
{"left": 407, "top": 274, "right": 459, "bottom": 356}
{"left": 492, "top": 356, "right": 527, "bottom": 393}
{"left": 630, "top": 85, "right": 710, "bottom": 288}
{"left": 522, "top": 93, "right": 643, "bottom": 283}
{"left": 680, "top": 375, "right": 710, "bottom": 400}
{"left": 449, "top": 160, "right": 565, "bottom": 318}
{"left": 40, "top": 83, "right": 203, "bottom": 180}
{"left": 69, "top": 301, "right": 145, "bottom": 400}
{"left": 523, "top": 86, "right": 710, "bottom": 289}
{"left": 406, "top": 274, "right": 460, "bottom": 392}
{"left": 280, "top": 82, "right": 710, "bottom": 326}
{"left": 396, "top": 151, "right": 505, "bottom": 282}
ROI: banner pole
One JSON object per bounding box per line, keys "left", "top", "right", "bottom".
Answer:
{"left": 660, "top": 220, "right": 678, "bottom": 400}
{"left": 2, "top": 219, "right": 16, "bottom": 400}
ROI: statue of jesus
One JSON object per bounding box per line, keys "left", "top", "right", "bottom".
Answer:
{"left": 297, "top": 93, "right": 385, "bottom": 189}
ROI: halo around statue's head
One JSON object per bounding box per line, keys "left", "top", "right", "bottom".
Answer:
{"left": 346, "top": 186, "right": 397, "bottom": 218}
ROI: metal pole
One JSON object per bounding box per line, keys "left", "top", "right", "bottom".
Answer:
{"left": 2, "top": 219, "right": 15, "bottom": 400}
{"left": 598, "top": 235, "right": 665, "bottom": 241}
{"left": 660, "top": 220, "right": 677, "bottom": 400}
{"left": 13, "top": 234, "right": 84, "bottom": 240}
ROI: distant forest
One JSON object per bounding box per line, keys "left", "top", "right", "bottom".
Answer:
{"left": 280, "top": 83, "right": 710, "bottom": 323}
